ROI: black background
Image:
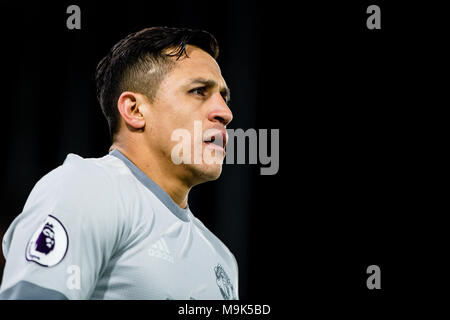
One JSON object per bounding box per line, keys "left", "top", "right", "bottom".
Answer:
{"left": 0, "top": 0, "right": 446, "bottom": 314}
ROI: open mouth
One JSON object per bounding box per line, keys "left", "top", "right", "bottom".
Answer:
{"left": 204, "top": 135, "right": 223, "bottom": 148}
{"left": 202, "top": 128, "right": 227, "bottom": 154}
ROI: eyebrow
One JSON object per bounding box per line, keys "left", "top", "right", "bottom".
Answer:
{"left": 188, "top": 77, "right": 231, "bottom": 103}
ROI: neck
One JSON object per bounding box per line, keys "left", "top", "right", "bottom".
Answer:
{"left": 110, "top": 143, "right": 191, "bottom": 209}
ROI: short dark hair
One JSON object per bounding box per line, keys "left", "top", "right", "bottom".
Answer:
{"left": 95, "top": 26, "right": 219, "bottom": 140}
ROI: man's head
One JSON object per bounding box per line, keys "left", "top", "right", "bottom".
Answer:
{"left": 96, "top": 27, "right": 233, "bottom": 186}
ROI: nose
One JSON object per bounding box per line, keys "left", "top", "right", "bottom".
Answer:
{"left": 207, "top": 93, "right": 233, "bottom": 126}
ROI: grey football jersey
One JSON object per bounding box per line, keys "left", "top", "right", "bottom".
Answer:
{"left": 0, "top": 149, "right": 238, "bottom": 300}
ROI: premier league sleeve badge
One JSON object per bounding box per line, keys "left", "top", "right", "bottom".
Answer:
{"left": 26, "top": 215, "right": 69, "bottom": 267}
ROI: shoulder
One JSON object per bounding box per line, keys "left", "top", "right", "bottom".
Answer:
{"left": 59, "top": 153, "right": 117, "bottom": 188}
{"left": 54, "top": 153, "right": 155, "bottom": 240}
{"left": 42, "top": 154, "right": 134, "bottom": 252}
{"left": 23, "top": 153, "right": 127, "bottom": 224}
{"left": 52, "top": 153, "right": 134, "bottom": 201}
{"left": 20, "top": 153, "right": 118, "bottom": 210}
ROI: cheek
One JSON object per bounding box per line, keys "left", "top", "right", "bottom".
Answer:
{"left": 149, "top": 94, "right": 206, "bottom": 152}
{"left": 147, "top": 109, "right": 191, "bottom": 156}
{"left": 154, "top": 104, "right": 200, "bottom": 136}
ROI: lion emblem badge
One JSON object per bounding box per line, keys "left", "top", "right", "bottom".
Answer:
{"left": 214, "top": 264, "right": 237, "bottom": 300}
{"left": 26, "top": 215, "right": 68, "bottom": 267}
{"left": 35, "top": 222, "right": 56, "bottom": 254}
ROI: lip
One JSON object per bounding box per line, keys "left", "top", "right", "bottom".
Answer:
{"left": 203, "top": 141, "right": 225, "bottom": 153}
{"left": 203, "top": 128, "right": 228, "bottom": 149}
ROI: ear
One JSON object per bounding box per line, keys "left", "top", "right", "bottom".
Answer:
{"left": 117, "top": 91, "right": 146, "bottom": 130}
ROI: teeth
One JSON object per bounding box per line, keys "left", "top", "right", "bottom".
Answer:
{"left": 203, "top": 133, "right": 224, "bottom": 148}
{"left": 204, "top": 136, "right": 215, "bottom": 143}
{"left": 203, "top": 137, "right": 222, "bottom": 147}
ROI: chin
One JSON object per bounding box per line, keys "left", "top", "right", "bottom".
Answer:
{"left": 191, "top": 163, "right": 223, "bottom": 182}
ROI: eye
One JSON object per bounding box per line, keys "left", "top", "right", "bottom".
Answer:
{"left": 189, "top": 87, "right": 207, "bottom": 96}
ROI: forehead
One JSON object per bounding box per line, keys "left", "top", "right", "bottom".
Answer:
{"left": 164, "top": 45, "right": 226, "bottom": 87}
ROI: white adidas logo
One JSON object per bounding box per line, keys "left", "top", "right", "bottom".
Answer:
{"left": 148, "top": 238, "right": 174, "bottom": 263}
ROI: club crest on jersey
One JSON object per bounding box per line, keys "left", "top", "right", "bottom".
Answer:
{"left": 214, "top": 264, "right": 237, "bottom": 300}
{"left": 26, "top": 215, "right": 68, "bottom": 267}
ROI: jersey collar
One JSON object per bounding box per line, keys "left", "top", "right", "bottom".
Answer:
{"left": 109, "top": 149, "right": 191, "bottom": 222}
